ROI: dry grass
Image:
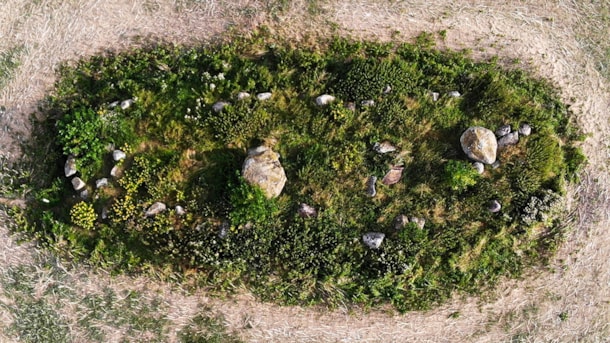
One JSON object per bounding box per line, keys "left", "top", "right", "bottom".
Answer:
{"left": 0, "top": 0, "right": 609, "bottom": 342}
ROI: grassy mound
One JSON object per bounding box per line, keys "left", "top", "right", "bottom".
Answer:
{"left": 16, "top": 31, "right": 585, "bottom": 311}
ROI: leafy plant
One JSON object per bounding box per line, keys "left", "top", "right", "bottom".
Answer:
{"left": 444, "top": 160, "right": 479, "bottom": 192}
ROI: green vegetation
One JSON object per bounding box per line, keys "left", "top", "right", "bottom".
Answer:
{"left": 14, "top": 31, "right": 585, "bottom": 311}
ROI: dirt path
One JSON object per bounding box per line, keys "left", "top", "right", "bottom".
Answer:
{"left": 0, "top": 0, "right": 608, "bottom": 342}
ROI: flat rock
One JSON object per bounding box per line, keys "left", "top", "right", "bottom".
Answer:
{"left": 112, "top": 150, "right": 126, "bottom": 162}
{"left": 498, "top": 131, "right": 519, "bottom": 148}
{"left": 373, "top": 141, "right": 397, "bottom": 154}
{"left": 145, "top": 202, "right": 166, "bottom": 217}
{"left": 363, "top": 232, "right": 385, "bottom": 249}
{"left": 256, "top": 92, "right": 272, "bottom": 101}
{"left": 519, "top": 123, "right": 532, "bottom": 136}
{"left": 495, "top": 124, "right": 511, "bottom": 137}
{"left": 460, "top": 126, "right": 498, "bottom": 165}
{"left": 365, "top": 176, "right": 377, "bottom": 197}
{"left": 382, "top": 166, "right": 404, "bottom": 185}
{"left": 297, "top": 203, "right": 317, "bottom": 218}
{"left": 71, "top": 177, "right": 86, "bottom": 191}
{"left": 64, "top": 155, "right": 77, "bottom": 177}
{"left": 315, "top": 94, "right": 335, "bottom": 106}
{"left": 242, "top": 146, "right": 287, "bottom": 199}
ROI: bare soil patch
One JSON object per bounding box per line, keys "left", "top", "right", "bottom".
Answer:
{"left": 0, "top": 0, "right": 608, "bottom": 342}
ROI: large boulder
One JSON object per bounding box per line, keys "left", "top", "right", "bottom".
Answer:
{"left": 460, "top": 127, "right": 498, "bottom": 165}
{"left": 242, "top": 146, "right": 287, "bottom": 198}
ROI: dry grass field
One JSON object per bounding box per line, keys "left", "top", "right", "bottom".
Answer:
{"left": 0, "top": 0, "right": 608, "bottom": 342}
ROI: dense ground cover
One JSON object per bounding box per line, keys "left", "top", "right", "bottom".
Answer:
{"left": 15, "top": 31, "right": 584, "bottom": 311}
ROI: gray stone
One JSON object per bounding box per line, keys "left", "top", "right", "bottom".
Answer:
{"left": 410, "top": 217, "right": 425, "bottom": 229}
{"left": 95, "top": 178, "right": 109, "bottom": 189}
{"left": 447, "top": 90, "right": 461, "bottom": 98}
{"left": 175, "top": 205, "right": 186, "bottom": 216}
{"left": 65, "top": 155, "right": 77, "bottom": 177}
{"left": 361, "top": 99, "right": 375, "bottom": 107}
{"left": 382, "top": 166, "right": 404, "bottom": 185}
{"left": 109, "top": 101, "right": 120, "bottom": 108}
{"left": 237, "top": 92, "right": 251, "bottom": 100}
{"left": 101, "top": 207, "right": 108, "bottom": 220}
{"left": 431, "top": 91, "right": 440, "bottom": 101}
{"left": 218, "top": 221, "right": 230, "bottom": 238}
{"left": 256, "top": 92, "right": 272, "bottom": 101}
{"left": 71, "top": 177, "right": 86, "bottom": 191}
{"left": 473, "top": 162, "right": 485, "bottom": 174}
{"left": 519, "top": 123, "right": 532, "bottom": 136}
{"left": 145, "top": 202, "right": 166, "bottom": 217}
{"left": 383, "top": 85, "right": 392, "bottom": 94}
{"left": 365, "top": 176, "right": 377, "bottom": 197}
{"left": 297, "top": 203, "right": 317, "bottom": 218}
{"left": 345, "top": 102, "right": 356, "bottom": 111}
{"left": 212, "top": 101, "right": 228, "bottom": 112}
{"left": 363, "top": 232, "right": 385, "bottom": 249}
{"left": 120, "top": 99, "right": 134, "bottom": 110}
{"left": 495, "top": 124, "right": 511, "bottom": 137}
{"left": 488, "top": 200, "right": 502, "bottom": 213}
{"left": 242, "top": 146, "right": 287, "bottom": 199}
{"left": 110, "top": 165, "right": 121, "bottom": 178}
{"left": 112, "top": 150, "right": 126, "bottom": 162}
{"left": 316, "top": 94, "right": 335, "bottom": 106}
{"left": 394, "top": 214, "right": 410, "bottom": 230}
{"left": 492, "top": 160, "right": 501, "bottom": 169}
{"left": 460, "top": 126, "right": 498, "bottom": 165}
{"left": 373, "top": 141, "right": 397, "bottom": 154}
{"left": 498, "top": 131, "right": 519, "bottom": 148}
{"left": 79, "top": 189, "right": 89, "bottom": 199}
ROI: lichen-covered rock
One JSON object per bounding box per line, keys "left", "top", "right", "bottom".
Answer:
{"left": 242, "top": 146, "right": 287, "bottom": 199}
{"left": 65, "top": 155, "right": 77, "bottom": 177}
{"left": 145, "top": 202, "right": 166, "bottom": 217}
{"left": 460, "top": 127, "right": 498, "bottom": 165}
{"left": 363, "top": 232, "right": 385, "bottom": 249}
{"left": 498, "top": 131, "right": 519, "bottom": 148}
{"left": 315, "top": 94, "right": 335, "bottom": 106}
{"left": 71, "top": 177, "right": 86, "bottom": 191}
{"left": 382, "top": 166, "right": 404, "bottom": 185}
{"left": 365, "top": 176, "right": 377, "bottom": 197}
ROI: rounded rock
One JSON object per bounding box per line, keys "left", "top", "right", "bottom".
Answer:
{"left": 472, "top": 162, "right": 485, "bottom": 174}
{"left": 112, "top": 150, "right": 126, "bottom": 162}
{"left": 256, "top": 92, "right": 272, "bottom": 101}
{"left": 519, "top": 123, "right": 532, "bottom": 136}
{"left": 460, "top": 126, "right": 498, "bottom": 165}
{"left": 315, "top": 94, "right": 335, "bottom": 106}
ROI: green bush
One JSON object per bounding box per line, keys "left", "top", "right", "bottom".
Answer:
{"left": 70, "top": 201, "right": 97, "bottom": 231}
{"left": 228, "top": 176, "right": 278, "bottom": 227}
{"left": 444, "top": 160, "right": 479, "bottom": 192}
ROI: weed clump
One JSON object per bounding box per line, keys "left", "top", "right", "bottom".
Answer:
{"left": 14, "top": 32, "right": 585, "bottom": 311}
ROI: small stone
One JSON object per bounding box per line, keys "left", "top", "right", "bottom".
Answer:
{"left": 361, "top": 99, "right": 375, "bottom": 107}
{"left": 237, "top": 92, "right": 251, "bottom": 100}
{"left": 297, "top": 203, "right": 317, "bottom": 218}
{"left": 79, "top": 189, "right": 89, "bottom": 199}
{"left": 410, "top": 217, "right": 425, "bottom": 229}
{"left": 95, "top": 178, "right": 109, "bottom": 189}
{"left": 382, "top": 166, "right": 404, "bottom": 185}
{"left": 175, "top": 205, "right": 186, "bottom": 216}
{"left": 518, "top": 123, "right": 532, "bottom": 136}
{"left": 315, "top": 94, "right": 335, "bottom": 106}
{"left": 145, "top": 202, "right": 166, "bottom": 217}
{"left": 447, "top": 91, "right": 461, "bottom": 98}
{"left": 109, "top": 101, "right": 120, "bottom": 108}
{"left": 101, "top": 207, "right": 108, "bottom": 220}
{"left": 64, "top": 155, "right": 77, "bottom": 177}
{"left": 498, "top": 131, "right": 519, "bottom": 148}
{"left": 492, "top": 160, "right": 501, "bottom": 169}
{"left": 256, "top": 92, "right": 272, "bottom": 101}
{"left": 345, "top": 102, "right": 356, "bottom": 111}
{"left": 212, "top": 101, "right": 228, "bottom": 112}
{"left": 430, "top": 92, "right": 440, "bottom": 102}
{"left": 472, "top": 162, "right": 485, "bottom": 174}
{"left": 365, "top": 176, "right": 377, "bottom": 197}
{"left": 394, "top": 214, "right": 410, "bottom": 230}
{"left": 112, "top": 150, "right": 126, "bottom": 162}
{"left": 383, "top": 85, "right": 392, "bottom": 94}
{"left": 373, "top": 141, "right": 397, "bottom": 154}
{"left": 495, "top": 124, "right": 511, "bottom": 137}
{"left": 363, "top": 232, "right": 385, "bottom": 249}
{"left": 120, "top": 99, "right": 134, "bottom": 110}
{"left": 488, "top": 200, "right": 502, "bottom": 213}
{"left": 110, "top": 165, "right": 121, "bottom": 178}
{"left": 218, "top": 221, "right": 230, "bottom": 239}
{"left": 71, "top": 177, "right": 86, "bottom": 191}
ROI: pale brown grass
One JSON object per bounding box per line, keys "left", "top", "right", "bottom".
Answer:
{"left": 0, "top": 0, "right": 609, "bottom": 342}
